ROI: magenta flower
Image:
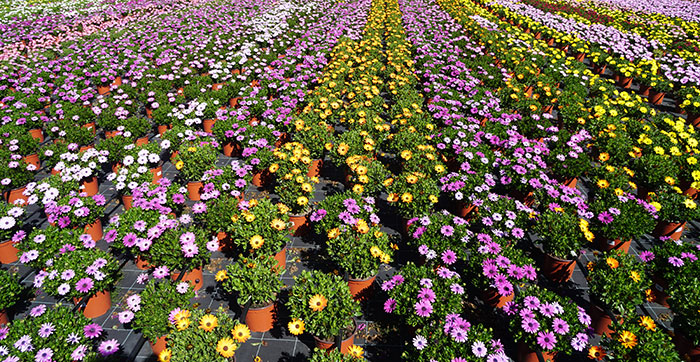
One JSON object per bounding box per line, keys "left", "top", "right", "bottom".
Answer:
{"left": 639, "top": 251, "right": 655, "bottom": 262}
{"left": 98, "top": 339, "right": 120, "bottom": 356}
{"left": 552, "top": 318, "right": 570, "bottom": 335}
{"left": 83, "top": 323, "right": 103, "bottom": 339}
{"left": 537, "top": 331, "right": 557, "bottom": 350}
{"left": 38, "top": 323, "right": 55, "bottom": 338}
{"left": 669, "top": 256, "right": 684, "bottom": 267}
{"left": 75, "top": 278, "right": 94, "bottom": 293}
{"left": 597, "top": 211, "right": 614, "bottom": 224}
{"left": 441, "top": 249, "right": 457, "bottom": 265}
{"left": 30, "top": 305, "right": 47, "bottom": 317}
{"left": 153, "top": 266, "right": 170, "bottom": 279}
{"left": 383, "top": 298, "right": 396, "bottom": 313}
{"left": 521, "top": 318, "right": 540, "bottom": 334}
{"left": 414, "top": 299, "right": 433, "bottom": 317}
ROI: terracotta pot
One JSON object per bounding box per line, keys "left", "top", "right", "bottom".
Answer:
{"left": 150, "top": 166, "right": 162, "bottom": 184}
{"left": 481, "top": 287, "right": 514, "bottom": 308}
{"left": 289, "top": 214, "right": 309, "bottom": 237}
{"left": 97, "top": 85, "right": 110, "bottom": 95}
{"left": 348, "top": 274, "right": 376, "bottom": 300}
{"left": 187, "top": 181, "right": 203, "bottom": 201}
{"left": 177, "top": 87, "right": 184, "bottom": 96}
{"left": 169, "top": 150, "right": 179, "bottom": 163}
{"left": 3, "top": 186, "right": 27, "bottom": 205}
{"left": 313, "top": 322, "right": 356, "bottom": 354}
{"left": 597, "top": 238, "right": 631, "bottom": 253}
{"left": 84, "top": 219, "right": 103, "bottom": 242}
{"left": 105, "top": 130, "right": 118, "bottom": 138}
{"left": 157, "top": 124, "right": 171, "bottom": 136}
{"left": 111, "top": 163, "right": 122, "bottom": 174}
{"left": 653, "top": 221, "right": 686, "bottom": 241}
{"left": 245, "top": 302, "right": 275, "bottom": 332}
{"left": 212, "top": 83, "right": 225, "bottom": 91}
{"left": 74, "top": 290, "right": 111, "bottom": 318}
{"left": 651, "top": 275, "right": 670, "bottom": 308}
{"left": 649, "top": 91, "right": 665, "bottom": 105}
{"left": 0, "top": 309, "right": 8, "bottom": 325}
{"left": 307, "top": 159, "right": 323, "bottom": 178}
{"left": 229, "top": 97, "right": 241, "bottom": 108}
{"left": 689, "top": 113, "right": 700, "bottom": 128}
{"left": 146, "top": 108, "right": 153, "bottom": 119}
{"left": 638, "top": 84, "right": 651, "bottom": 97}
{"left": 122, "top": 194, "right": 133, "bottom": 210}
{"left": 80, "top": 176, "right": 98, "bottom": 196}
{"left": 617, "top": 76, "right": 633, "bottom": 89}
{"left": 592, "top": 64, "right": 607, "bottom": 75}
{"left": 79, "top": 144, "right": 94, "bottom": 153}
{"left": 112, "top": 76, "right": 122, "bottom": 87}
{"left": 203, "top": 119, "right": 215, "bottom": 133}
{"left": 171, "top": 267, "right": 203, "bottom": 291}
{"left": 251, "top": 169, "right": 270, "bottom": 188}
{"left": 454, "top": 201, "right": 477, "bottom": 218}
{"left": 517, "top": 342, "right": 556, "bottom": 362}
{"left": 29, "top": 128, "right": 44, "bottom": 142}
{"left": 135, "top": 136, "right": 148, "bottom": 146}
{"left": 574, "top": 52, "right": 585, "bottom": 62}
{"left": 560, "top": 177, "right": 578, "bottom": 189}
{"left": 82, "top": 122, "right": 96, "bottom": 133}
{"left": 149, "top": 336, "right": 167, "bottom": 356}
{"left": 273, "top": 246, "right": 287, "bottom": 270}
{"left": 541, "top": 253, "right": 575, "bottom": 283}
{"left": 673, "top": 331, "right": 700, "bottom": 362}
{"left": 0, "top": 240, "right": 19, "bottom": 264}
{"left": 590, "top": 303, "right": 616, "bottom": 337}
{"left": 51, "top": 168, "right": 60, "bottom": 176}
{"left": 222, "top": 141, "right": 241, "bottom": 157}
{"left": 135, "top": 256, "right": 151, "bottom": 270}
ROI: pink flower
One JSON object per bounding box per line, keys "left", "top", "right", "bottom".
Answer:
{"left": 383, "top": 298, "right": 396, "bottom": 313}
{"left": 75, "top": 278, "right": 94, "bottom": 293}
{"left": 118, "top": 310, "right": 134, "bottom": 324}
{"left": 414, "top": 299, "right": 433, "bottom": 317}
{"left": 536, "top": 331, "right": 556, "bottom": 350}
{"left": 83, "top": 323, "right": 102, "bottom": 339}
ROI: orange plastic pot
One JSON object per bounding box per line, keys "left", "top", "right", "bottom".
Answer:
{"left": 0, "top": 309, "right": 8, "bottom": 325}
{"left": 649, "top": 91, "right": 665, "bottom": 105}
{"left": 517, "top": 343, "right": 556, "bottom": 362}
{"left": 187, "top": 181, "right": 203, "bottom": 201}
{"left": 313, "top": 323, "right": 356, "bottom": 354}
{"left": 149, "top": 166, "right": 162, "bottom": 184}
{"left": 541, "top": 253, "right": 575, "bottom": 283}
{"left": 222, "top": 142, "right": 241, "bottom": 157}
{"left": 307, "top": 159, "right": 323, "bottom": 178}
{"left": 673, "top": 331, "right": 700, "bottom": 362}
{"left": 203, "top": 119, "right": 216, "bottom": 133}
{"left": 651, "top": 275, "right": 670, "bottom": 308}
{"left": 23, "top": 154, "right": 40, "bottom": 169}
{"left": 289, "top": 214, "right": 309, "bottom": 237}
{"left": 135, "top": 136, "right": 148, "bottom": 146}
{"left": 229, "top": 97, "right": 242, "bottom": 108}
{"left": 590, "top": 304, "right": 616, "bottom": 337}
{"left": 122, "top": 194, "right": 133, "bottom": 210}
{"left": 79, "top": 144, "right": 94, "bottom": 153}
{"left": 251, "top": 169, "right": 270, "bottom": 188}
{"left": 149, "top": 336, "right": 167, "bottom": 356}
{"left": 157, "top": 124, "right": 171, "bottom": 136}
{"left": 97, "top": 85, "right": 110, "bottom": 95}
{"left": 74, "top": 290, "right": 111, "bottom": 318}
{"left": 617, "top": 76, "right": 633, "bottom": 89}
{"left": 171, "top": 267, "right": 203, "bottom": 291}
{"left": 29, "top": 128, "right": 44, "bottom": 142}
{"left": 105, "top": 130, "right": 119, "bottom": 138}
{"left": 348, "top": 275, "right": 376, "bottom": 300}
{"left": 273, "top": 246, "right": 287, "bottom": 270}
{"left": 84, "top": 219, "right": 103, "bottom": 242}
{"left": 3, "top": 186, "right": 27, "bottom": 205}
{"left": 481, "top": 287, "right": 514, "bottom": 308}
{"left": 689, "top": 113, "right": 700, "bottom": 128}
{"left": 653, "top": 221, "right": 686, "bottom": 241}
{"left": 245, "top": 302, "right": 276, "bottom": 332}
{"left": 0, "top": 240, "right": 19, "bottom": 264}
{"left": 80, "top": 176, "right": 98, "bottom": 196}
{"left": 135, "top": 256, "right": 151, "bottom": 270}
{"left": 112, "top": 76, "right": 122, "bottom": 87}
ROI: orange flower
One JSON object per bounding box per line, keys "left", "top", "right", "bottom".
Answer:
{"left": 588, "top": 346, "right": 606, "bottom": 360}
{"left": 309, "top": 294, "right": 328, "bottom": 312}
{"left": 606, "top": 257, "right": 619, "bottom": 269}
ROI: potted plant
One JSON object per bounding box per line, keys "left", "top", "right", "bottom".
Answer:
{"left": 286, "top": 270, "right": 361, "bottom": 354}
{"left": 343, "top": 156, "right": 390, "bottom": 195}
{"left": 39, "top": 248, "right": 121, "bottom": 318}
{"left": 292, "top": 120, "right": 333, "bottom": 177}
{"left": 504, "top": 285, "right": 591, "bottom": 362}
{"left": 16, "top": 226, "right": 83, "bottom": 269}
{"left": 52, "top": 148, "right": 108, "bottom": 196}
{"left": 308, "top": 347, "right": 366, "bottom": 361}
{"left": 311, "top": 192, "right": 380, "bottom": 235}
{"left": 211, "top": 117, "right": 246, "bottom": 156}
{"left": 386, "top": 171, "right": 440, "bottom": 222}
{"left": 0, "top": 124, "right": 41, "bottom": 169}
{"left": 122, "top": 279, "right": 194, "bottom": 355}
{"left": 648, "top": 186, "right": 700, "bottom": 240}
{"left": 595, "top": 316, "right": 682, "bottom": 361}
{"left": 219, "top": 254, "right": 284, "bottom": 332}
{"left": 44, "top": 193, "right": 107, "bottom": 241}
{"left": 173, "top": 140, "right": 218, "bottom": 200}
{"left": 0, "top": 269, "right": 22, "bottom": 324}
{"left": 226, "top": 198, "right": 290, "bottom": 266}
{"left": 589, "top": 193, "right": 657, "bottom": 252}
{"left": 200, "top": 163, "right": 252, "bottom": 201}
{"left": 666, "top": 274, "right": 700, "bottom": 360}
{"left": 406, "top": 211, "right": 470, "bottom": 264}
{"left": 586, "top": 250, "right": 652, "bottom": 336}
{"left": 0, "top": 202, "right": 24, "bottom": 263}
{"left": 545, "top": 129, "right": 592, "bottom": 187}
{"left": 532, "top": 209, "right": 587, "bottom": 282}
{"left": 273, "top": 169, "right": 318, "bottom": 236}
{"left": 0, "top": 149, "right": 36, "bottom": 205}
{"left": 383, "top": 263, "right": 466, "bottom": 329}
{"left": 159, "top": 307, "right": 250, "bottom": 362}
{"left": 23, "top": 173, "right": 80, "bottom": 207}
{"left": 407, "top": 317, "right": 507, "bottom": 362}
{"left": 147, "top": 226, "right": 214, "bottom": 291}
{"left": 0, "top": 305, "right": 117, "bottom": 360}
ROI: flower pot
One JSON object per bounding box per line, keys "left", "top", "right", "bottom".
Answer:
{"left": 638, "top": 84, "right": 651, "bottom": 97}
{"left": 574, "top": 52, "right": 585, "bottom": 62}
{"left": 454, "top": 201, "right": 477, "bottom": 218}
{"left": 597, "top": 238, "right": 631, "bottom": 253}
{"left": 3, "top": 186, "right": 27, "bottom": 205}
{"left": 651, "top": 275, "right": 670, "bottom": 308}
{"left": 653, "top": 221, "right": 686, "bottom": 241}
{"left": 541, "top": 253, "right": 575, "bottom": 283}
{"left": 517, "top": 342, "right": 556, "bottom": 362}
{"left": 74, "top": 290, "right": 111, "bottom": 319}
{"left": 79, "top": 144, "right": 94, "bottom": 153}
{"left": 559, "top": 177, "right": 577, "bottom": 189}
{"left": 245, "top": 302, "right": 275, "bottom": 332}
{"left": 84, "top": 219, "right": 103, "bottom": 242}
{"left": 80, "top": 176, "right": 98, "bottom": 196}
{"left": 673, "top": 331, "right": 700, "bottom": 362}
{"left": 149, "top": 336, "right": 167, "bottom": 356}
{"left": 251, "top": 169, "right": 270, "bottom": 188}
{"left": 222, "top": 141, "right": 241, "bottom": 157}
{"left": 649, "top": 91, "right": 665, "bottom": 105}
{"left": 29, "top": 128, "right": 44, "bottom": 142}
{"left": 688, "top": 113, "right": 700, "bottom": 128}
{"left": 0, "top": 309, "right": 8, "bottom": 325}
{"left": 97, "top": 85, "right": 110, "bottom": 95}
{"left": 0, "top": 240, "right": 18, "bottom": 264}
{"left": 481, "top": 287, "right": 513, "bottom": 308}
{"left": 135, "top": 136, "right": 149, "bottom": 146}
{"left": 187, "top": 181, "right": 203, "bottom": 201}
{"left": 149, "top": 166, "right": 162, "bottom": 184}
{"left": 592, "top": 64, "right": 607, "bottom": 75}
{"left": 617, "top": 76, "right": 633, "bottom": 89}
{"left": 157, "top": 124, "right": 171, "bottom": 136}
{"left": 313, "top": 322, "right": 357, "bottom": 354}
{"left": 112, "top": 76, "right": 122, "bottom": 87}
{"left": 590, "top": 303, "right": 616, "bottom": 337}
{"left": 105, "top": 130, "right": 118, "bottom": 138}
{"left": 203, "top": 119, "right": 215, "bottom": 133}
{"left": 307, "top": 159, "right": 323, "bottom": 178}
{"left": 135, "top": 256, "right": 151, "bottom": 270}
{"left": 122, "top": 194, "right": 133, "bottom": 210}
{"left": 348, "top": 274, "right": 376, "bottom": 300}
{"left": 229, "top": 97, "right": 242, "bottom": 108}
{"left": 82, "top": 122, "right": 96, "bottom": 133}
{"left": 172, "top": 267, "right": 203, "bottom": 291}
{"left": 273, "top": 246, "right": 287, "bottom": 270}
{"left": 289, "top": 214, "right": 309, "bottom": 237}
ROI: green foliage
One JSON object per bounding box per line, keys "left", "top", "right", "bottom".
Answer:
{"left": 221, "top": 254, "right": 283, "bottom": 307}
{"left": 131, "top": 280, "right": 194, "bottom": 343}
{"left": 0, "top": 269, "right": 22, "bottom": 310}
{"left": 587, "top": 250, "right": 651, "bottom": 315}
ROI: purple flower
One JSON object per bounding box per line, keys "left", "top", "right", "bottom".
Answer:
{"left": 441, "top": 249, "right": 457, "bottom": 265}
{"left": 537, "top": 331, "right": 557, "bottom": 350}
{"left": 384, "top": 298, "right": 396, "bottom": 313}
{"left": 83, "top": 323, "right": 103, "bottom": 339}
{"left": 35, "top": 347, "right": 53, "bottom": 362}
{"left": 153, "top": 266, "right": 170, "bottom": 279}
{"left": 521, "top": 318, "right": 540, "bottom": 334}
{"left": 451, "top": 327, "right": 468, "bottom": 343}
{"left": 597, "top": 211, "right": 614, "bottom": 225}
{"left": 450, "top": 283, "right": 465, "bottom": 295}
{"left": 98, "top": 339, "right": 120, "bottom": 356}
{"left": 472, "top": 341, "right": 488, "bottom": 357}
{"left": 639, "top": 251, "right": 655, "bottom": 262}
{"left": 14, "top": 335, "right": 33, "bottom": 352}
{"left": 414, "top": 299, "right": 433, "bottom": 317}
{"left": 413, "top": 335, "right": 428, "bottom": 350}
{"left": 29, "top": 305, "right": 46, "bottom": 317}
{"left": 75, "top": 277, "right": 94, "bottom": 293}
{"left": 441, "top": 225, "right": 455, "bottom": 237}
{"left": 669, "top": 256, "right": 684, "bottom": 267}
{"left": 118, "top": 310, "right": 134, "bottom": 324}
{"left": 552, "top": 318, "right": 570, "bottom": 335}
{"left": 417, "top": 288, "right": 436, "bottom": 302}
{"left": 38, "top": 323, "right": 55, "bottom": 338}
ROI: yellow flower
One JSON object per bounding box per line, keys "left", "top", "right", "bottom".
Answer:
{"left": 216, "top": 337, "right": 237, "bottom": 358}
{"left": 309, "top": 294, "right": 328, "bottom": 312}
{"left": 598, "top": 153, "right": 610, "bottom": 162}
{"left": 231, "top": 324, "right": 251, "bottom": 343}
{"left": 173, "top": 309, "right": 191, "bottom": 322}
{"left": 665, "top": 176, "right": 675, "bottom": 185}
{"left": 597, "top": 179, "right": 610, "bottom": 188}
{"left": 356, "top": 165, "right": 368, "bottom": 175}
{"left": 215, "top": 270, "right": 228, "bottom": 281}
{"left": 429, "top": 195, "right": 438, "bottom": 203}
{"left": 158, "top": 349, "right": 172, "bottom": 362}
{"left": 337, "top": 143, "right": 349, "bottom": 156}
{"left": 406, "top": 174, "right": 418, "bottom": 184}
{"left": 176, "top": 318, "right": 190, "bottom": 331}
{"left": 244, "top": 213, "right": 256, "bottom": 223}
{"left": 618, "top": 330, "right": 638, "bottom": 349}
{"left": 301, "top": 183, "right": 313, "bottom": 192}
{"left": 584, "top": 230, "right": 595, "bottom": 242}
{"left": 270, "top": 219, "right": 286, "bottom": 231}
{"left": 684, "top": 199, "right": 697, "bottom": 209}
{"left": 606, "top": 257, "right": 619, "bottom": 269}
{"left": 328, "top": 228, "right": 340, "bottom": 239}
{"left": 356, "top": 219, "right": 369, "bottom": 234}
{"left": 249, "top": 235, "right": 264, "bottom": 249}
{"left": 400, "top": 150, "right": 412, "bottom": 160}
{"left": 352, "top": 184, "right": 364, "bottom": 194}
{"left": 269, "top": 163, "right": 279, "bottom": 173}
{"left": 629, "top": 271, "right": 641, "bottom": 283}
{"left": 401, "top": 192, "right": 413, "bottom": 203}
{"left": 297, "top": 196, "right": 309, "bottom": 206}
{"left": 639, "top": 316, "right": 656, "bottom": 331}
{"left": 383, "top": 178, "right": 394, "bottom": 187}
{"left": 348, "top": 344, "right": 364, "bottom": 358}
{"left": 199, "top": 314, "right": 218, "bottom": 332}
{"left": 380, "top": 253, "right": 391, "bottom": 264}
{"left": 288, "top": 319, "right": 305, "bottom": 335}
{"left": 175, "top": 161, "right": 184, "bottom": 170}
{"left": 614, "top": 188, "right": 624, "bottom": 196}
{"left": 277, "top": 203, "right": 290, "bottom": 214}
{"left": 370, "top": 246, "right": 382, "bottom": 257}
{"left": 187, "top": 147, "right": 197, "bottom": 152}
